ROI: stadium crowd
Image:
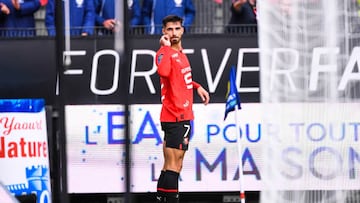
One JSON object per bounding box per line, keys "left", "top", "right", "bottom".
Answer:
{"left": 0, "top": 0, "right": 258, "bottom": 37}
{"left": 2, "top": 0, "right": 360, "bottom": 37}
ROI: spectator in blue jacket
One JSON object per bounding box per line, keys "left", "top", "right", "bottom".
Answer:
{"left": 0, "top": 0, "right": 45, "bottom": 37}
{"left": 128, "top": 0, "right": 141, "bottom": 29}
{"left": 141, "top": 0, "right": 196, "bottom": 35}
{"left": 226, "top": 0, "right": 257, "bottom": 33}
{"left": 45, "top": 0, "right": 95, "bottom": 36}
{"left": 94, "top": 0, "right": 141, "bottom": 35}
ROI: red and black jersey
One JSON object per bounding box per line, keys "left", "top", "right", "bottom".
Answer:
{"left": 156, "top": 46, "right": 200, "bottom": 122}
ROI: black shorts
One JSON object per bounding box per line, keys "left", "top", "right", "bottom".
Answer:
{"left": 161, "top": 120, "right": 191, "bottom": 151}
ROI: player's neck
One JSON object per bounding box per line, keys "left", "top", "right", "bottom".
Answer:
{"left": 171, "top": 42, "right": 182, "bottom": 51}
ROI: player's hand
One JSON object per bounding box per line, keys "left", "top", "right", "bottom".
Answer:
{"left": 234, "top": 0, "right": 247, "bottom": 4}
{"left": 0, "top": 3, "right": 10, "bottom": 15}
{"left": 197, "top": 86, "right": 210, "bottom": 105}
{"left": 159, "top": 34, "right": 171, "bottom": 46}
{"left": 12, "top": 0, "right": 20, "bottom": 10}
{"left": 233, "top": 0, "right": 247, "bottom": 10}
{"left": 103, "top": 19, "right": 116, "bottom": 30}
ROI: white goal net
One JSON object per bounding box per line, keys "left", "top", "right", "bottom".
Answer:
{"left": 258, "top": 0, "right": 360, "bottom": 202}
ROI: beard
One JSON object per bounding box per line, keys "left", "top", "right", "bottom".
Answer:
{"left": 170, "top": 37, "right": 180, "bottom": 44}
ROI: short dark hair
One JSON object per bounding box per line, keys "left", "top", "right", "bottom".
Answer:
{"left": 162, "top": 15, "right": 184, "bottom": 27}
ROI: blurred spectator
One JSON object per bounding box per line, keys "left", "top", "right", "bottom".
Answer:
{"left": 278, "top": 0, "right": 291, "bottom": 16}
{"left": 0, "top": 0, "right": 46, "bottom": 37}
{"left": 94, "top": 0, "right": 141, "bottom": 35}
{"left": 226, "top": 0, "right": 257, "bottom": 33}
{"left": 356, "top": 0, "right": 360, "bottom": 32}
{"left": 128, "top": 0, "right": 142, "bottom": 33}
{"left": 45, "top": 0, "right": 95, "bottom": 36}
{"left": 141, "top": 0, "right": 195, "bottom": 35}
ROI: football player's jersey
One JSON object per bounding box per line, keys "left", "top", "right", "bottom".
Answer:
{"left": 156, "top": 46, "right": 200, "bottom": 122}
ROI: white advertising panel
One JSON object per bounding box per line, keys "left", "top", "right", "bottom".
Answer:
{"left": 65, "top": 103, "right": 360, "bottom": 193}
{"left": 0, "top": 99, "right": 52, "bottom": 203}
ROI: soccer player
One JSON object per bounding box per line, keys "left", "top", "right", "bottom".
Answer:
{"left": 155, "top": 15, "right": 210, "bottom": 203}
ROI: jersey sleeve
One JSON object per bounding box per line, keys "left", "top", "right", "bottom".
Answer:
{"left": 156, "top": 46, "right": 172, "bottom": 77}
{"left": 192, "top": 81, "right": 201, "bottom": 89}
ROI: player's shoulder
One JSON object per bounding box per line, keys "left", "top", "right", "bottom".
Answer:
{"left": 157, "top": 46, "right": 173, "bottom": 54}
{"left": 156, "top": 46, "right": 172, "bottom": 65}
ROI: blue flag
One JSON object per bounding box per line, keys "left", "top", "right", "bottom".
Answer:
{"left": 224, "top": 66, "right": 241, "bottom": 120}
